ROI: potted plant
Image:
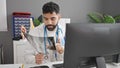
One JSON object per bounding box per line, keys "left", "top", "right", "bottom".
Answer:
{"left": 33, "top": 18, "right": 42, "bottom": 27}
{"left": 88, "top": 12, "right": 116, "bottom": 23}
{"left": 114, "top": 15, "right": 120, "bottom": 23}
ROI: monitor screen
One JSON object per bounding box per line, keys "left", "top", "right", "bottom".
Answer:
{"left": 64, "top": 23, "right": 120, "bottom": 68}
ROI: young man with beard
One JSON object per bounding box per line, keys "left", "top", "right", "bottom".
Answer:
{"left": 21, "top": 2, "right": 65, "bottom": 64}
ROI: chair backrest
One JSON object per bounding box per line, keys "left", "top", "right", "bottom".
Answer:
{"left": 0, "top": 44, "right": 3, "bottom": 64}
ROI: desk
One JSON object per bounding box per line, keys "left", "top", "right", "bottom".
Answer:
{"left": 25, "top": 62, "right": 120, "bottom": 68}
{"left": 0, "top": 62, "right": 120, "bottom": 68}
{"left": 24, "top": 61, "right": 63, "bottom": 68}
{"left": 0, "top": 61, "right": 63, "bottom": 68}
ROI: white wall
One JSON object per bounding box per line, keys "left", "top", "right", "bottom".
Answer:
{"left": 0, "top": 0, "right": 7, "bottom": 31}
{"left": 103, "top": 0, "right": 120, "bottom": 16}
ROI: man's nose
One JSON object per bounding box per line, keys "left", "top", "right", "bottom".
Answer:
{"left": 47, "top": 19, "right": 52, "bottom": 24}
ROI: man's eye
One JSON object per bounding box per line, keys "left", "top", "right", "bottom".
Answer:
{"left": 51, "top": 18, "right": 56, "bottom": 21}
{"left": 44, "top": 18, "right": 48, "bottom": 20}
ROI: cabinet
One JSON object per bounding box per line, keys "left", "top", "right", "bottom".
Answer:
{"left": 12, "top": 16, "right": 31, "bottom": 39}
{"left": 13, "top": 40, "right": 31, "bottom": 64}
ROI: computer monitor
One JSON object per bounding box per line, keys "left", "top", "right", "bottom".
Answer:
{"left": 64, "top": 23, "right": 120, "bottom": 68}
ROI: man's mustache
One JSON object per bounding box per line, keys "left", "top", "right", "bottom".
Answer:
{"left": 46, "top": 25, "right": 56, "bottom": 28}
{"left": 46, "top": 25, "right": 57, "bottom": 31}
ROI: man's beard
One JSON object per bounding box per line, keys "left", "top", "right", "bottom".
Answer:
{"left": 46, "top": 24, "right": 57, "bottom": 31}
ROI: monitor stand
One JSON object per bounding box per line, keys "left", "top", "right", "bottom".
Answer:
{"left": 96, "top": 56, "right": 106, "bottom": 68}
{"left": 113, "top": 54, "right": 120, "bottom": 63}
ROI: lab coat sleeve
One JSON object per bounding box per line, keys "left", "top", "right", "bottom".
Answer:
{"left": 24, "top": 49, "right": 36, "bottom": 64}
{"left": 24, "top": 24, "right": 44, "bottom": 64}
{"left": 59, "top": 30, "right": 65, "bottom": 47}
{"left": 58, "top": 31, "right": 65, "bottom": 61}
{"left": 57, "top": 33, "right": 65, "bottom": 61}
{"left": 24, "top": 42, "right": 37, "bottom": 64}
{"left": 57, "top": 47, "right": 64, "bottom": 61}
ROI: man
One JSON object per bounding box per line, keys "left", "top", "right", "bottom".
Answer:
{"left": 21, "top": 2, "right": 65, "bottom": 64}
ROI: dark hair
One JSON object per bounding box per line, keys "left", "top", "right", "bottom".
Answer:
{"left": 42, "top": 2, "right": 60, "bottom": 14}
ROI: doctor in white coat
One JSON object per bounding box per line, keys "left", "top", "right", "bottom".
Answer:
{"left": 21, "top": 2, "right": 65, "bottom": 64}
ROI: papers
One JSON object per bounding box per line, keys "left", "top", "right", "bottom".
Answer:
{"left": 47, "top": 37, "right": 56, "bottom": 50}
{"left": 24, "top": 33, "right": 55, "bottom": 54}
{"left": 24, "top": 33, "right": 45, "bottom": 54}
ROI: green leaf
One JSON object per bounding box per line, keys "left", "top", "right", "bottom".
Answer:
{"left": 114, "top": 15, "right": 120, "bottom": 22}
{"left": 88, "top": 12, "right": 103, "bottom": 23}
{"left": 103, "top": 15, "right": 115, "bottom": 23}
{"left": 33, "top": 19, "right": 41, "bottom": 27}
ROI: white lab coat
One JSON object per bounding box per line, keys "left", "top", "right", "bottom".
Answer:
{"left": 24, "top": 23, "right": 65, "bottom": 64}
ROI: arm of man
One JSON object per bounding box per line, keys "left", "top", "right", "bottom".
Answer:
{"left": 24, "top": 48, "right": 44, "bottom": 64}
{"left": 56, "top": 38, "right": 64, "bottom": 54}
{"left": 24, "top": 49, "right": 36, "bottom": 64}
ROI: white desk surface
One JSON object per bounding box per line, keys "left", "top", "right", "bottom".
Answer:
{"left": 24, "top": 61, "right": 63, "bottom": 68}
{"left": 0, "top": 64, "right": 23, "bottom": 68}
{"left": 0, "top": 62, "right": 120, "bottom": 68}
{"left": 0, "top": 61, "right": 63, "bottom": 68}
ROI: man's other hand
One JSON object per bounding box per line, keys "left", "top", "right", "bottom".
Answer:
{"left": 56, "top": 38, "right": 64, "bottom": 54}
{"left": 35, "top": 53, "right": 44, "bottom": 64}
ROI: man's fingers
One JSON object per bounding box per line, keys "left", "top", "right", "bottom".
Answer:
{"left": 46, "top": 44, "right": 49, "bottom": 49}
{"left": 21, "top": 25, "right": 26, "bottom": 33}
{"left": 57, "top": 38, "right": 61, "bottom": 43}
{"left": 35, "top": 53, "right": 44, "bottom": 64}
{"left": 55, "top": 42, "right": 64, "bottom": 54}
{"left": 36, "top": 53, "right": 44, "bottom": 59}
{"left": 56, "top": 44, "right": 61, "bottom": 50}
{"left": 36, "top": 59, "right": 43, "bottom": 64}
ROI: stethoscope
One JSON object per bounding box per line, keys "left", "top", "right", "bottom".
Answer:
{"left": 43, "top": 25, "right": 63, "bottom": 60}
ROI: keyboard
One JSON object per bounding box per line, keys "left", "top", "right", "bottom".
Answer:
{"left": 30, "top": 65, "right": 49, "bottom": 68}
{"left": 52, "top": 63, "right": 64, "bottom": 68}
